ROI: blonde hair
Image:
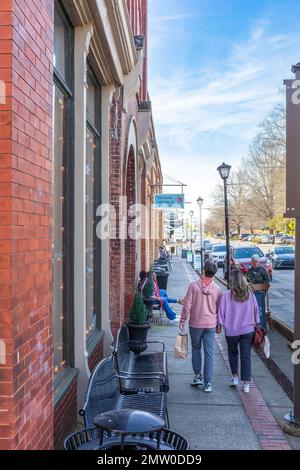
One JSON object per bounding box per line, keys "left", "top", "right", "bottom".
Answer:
{"left": 229, "top": 269, "right": 252, "bottom": 302}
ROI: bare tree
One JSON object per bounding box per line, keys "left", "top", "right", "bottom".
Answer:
{"left": 208, "top": 103, "right": 286, "bottom": 234}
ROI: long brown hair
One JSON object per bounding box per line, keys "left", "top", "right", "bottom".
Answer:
{"left": 229, "top": 269, "right": 252, "bottom": 302}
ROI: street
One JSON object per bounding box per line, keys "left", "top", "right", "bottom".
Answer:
{"left": 269, "top": 269, "right": 294, "bottom": 330}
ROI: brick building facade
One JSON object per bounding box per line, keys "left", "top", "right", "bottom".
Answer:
{"left": 0, "top": 0, "right": 162, "bottom": 450}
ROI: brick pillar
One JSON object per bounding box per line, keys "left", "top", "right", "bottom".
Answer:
{"left": 109, "top": 89, "right": 124, "bottom": 336}
{"left": 124, "top": 148, "right": 136, "bottom": 317}
{"left": 0, "top": 0, "right": 54, "bottom": 450}
{"left": 140, "top": 166, "right": 147, "bottom": 270}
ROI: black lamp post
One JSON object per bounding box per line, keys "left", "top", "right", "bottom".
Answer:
{"left": 197, "top": 197, "right": 204, "bottom": 274}
{"left": 189, "top": 210, "right": 194, "bottom": 251}
{"left": 217, "top": 162, "right": 231, "bottom": 288}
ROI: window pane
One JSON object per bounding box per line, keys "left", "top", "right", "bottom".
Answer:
{"left": 86, "top": 128, "right": 96, "bottom": 336}
{"left": 54, "top": 7, "right": 66, "bottom": 80}
{"left": 53, "top": 86, "right": 66, "bottom": 372}
{"left": 87, "top": 73, "right": 95, "bottom": 126}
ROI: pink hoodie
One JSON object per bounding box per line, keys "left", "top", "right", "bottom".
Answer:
{"left": 180, "top": 277, "right": 221, "bottom": 329}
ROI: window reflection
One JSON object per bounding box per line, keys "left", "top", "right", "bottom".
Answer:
{"left": 86, "top": 128, "right": 96, "bottom": 336}
{"left": 53, "top": 86, "right": 65, "bottom": 372}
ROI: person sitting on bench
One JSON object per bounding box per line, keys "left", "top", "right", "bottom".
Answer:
{"left": 139, "top": 271, "right": 178, "bottom": 321}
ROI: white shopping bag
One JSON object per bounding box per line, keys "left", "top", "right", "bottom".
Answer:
{"left": 263, "top": 335, "right": 270, "bottom": 358}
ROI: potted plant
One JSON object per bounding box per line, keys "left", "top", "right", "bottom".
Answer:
{"left": 141, "top": 270, "right": 155, "bottom": 320}
{"left": 127, "top": 289, "right": 152, "bottom": 354}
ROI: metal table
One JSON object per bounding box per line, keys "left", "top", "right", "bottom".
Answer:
{"left": 94, "top": 409, "right": 165, "bottom": 450}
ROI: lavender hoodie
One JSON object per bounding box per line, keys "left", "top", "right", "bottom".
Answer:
{"left": 217, "top": 290, "right": 260, "bottom": 337}
{"left": 180, "top": 278, "right": 221, "bottom": 329}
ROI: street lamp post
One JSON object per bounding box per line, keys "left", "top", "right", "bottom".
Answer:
{"left": 197, "top": 197, "right": 204, "bottom": 274}
{"left": 283, "top": 62, "right": 300, "bottom": 430}
{"left": 217, "top": 162, "right": 231, "bottom": 288}
{"left": 189, "top": 210, "right": 194, "bottom": 251}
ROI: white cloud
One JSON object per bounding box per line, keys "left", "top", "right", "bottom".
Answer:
{"left": 149, "top": 18, "right": 298, "bottom": 207}
{"left": 151, "top": 14, "right": 191, "bottom": 23}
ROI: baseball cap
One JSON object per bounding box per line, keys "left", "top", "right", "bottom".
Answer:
{"left": 251, "top": 254, "right": 260, "bottom": 262}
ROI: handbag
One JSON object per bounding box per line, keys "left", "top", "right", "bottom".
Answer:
{"left": 174, "top": 333, "right": 188, "bottom": 359}
{"left": 252, "top": 297, "right": 266, "bottom": 346}
{"left": 253, "top": 326, "right": 266, "bottom": 346}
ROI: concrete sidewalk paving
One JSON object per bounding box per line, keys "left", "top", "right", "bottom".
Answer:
{"left": 148, "top": 256, "right": 298, "bottom": 450}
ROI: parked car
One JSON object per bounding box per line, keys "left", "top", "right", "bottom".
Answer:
{"left": 280, "top": 235, "right": 294, "bottom": 245}
{"left": 239, "top": 233, "right": 251, "bottom": 241}
{"left": 211, "top": 244, "right": 227, "bottom": 267}
{"left": 267, "top": 246, "right": 295, "bottom": 269}
{"left": 275, "top": 233, "right": 285, "bottom": 243}
{"left": 261, "top": 235, "right": 273, "bottom": 244}
{"left": 194, "top": 239, "right": 212, "bottom": 254}
{"left": 223, "top": 246, "right": 273, "bottom": 280}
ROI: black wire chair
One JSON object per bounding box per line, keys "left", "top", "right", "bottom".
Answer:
{"left": 79, "top": 356, "right": 168, "bottom": 429}
{"left": 64, "top": 427, "right": 189, "bottom": 451}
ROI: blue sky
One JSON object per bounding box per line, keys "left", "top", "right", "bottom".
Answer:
{"left": 148, "top": 0, "right": 300, "bottom": 217}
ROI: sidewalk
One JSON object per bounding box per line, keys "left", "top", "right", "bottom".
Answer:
{"left": 148, "top": 256, "right": 297, "bottom": 450}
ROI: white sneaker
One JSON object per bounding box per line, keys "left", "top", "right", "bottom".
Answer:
{"left": 203, "top": 382, "right": 212, "bottom": 393}
{"left": 243, "top": 383, "right": 250, "bottom": 393}
{"left": 229, "top": 376, "right": 239, "bottom": 387}
{"left": 191, "top": 374, "right": 203, "bottom": 386}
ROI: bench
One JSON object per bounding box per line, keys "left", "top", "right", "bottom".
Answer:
{"left": 79, "top": 356, "right": 168, "bottom": 428}
{"left": 113, "top": 325, "right": 169, "bottom": 393}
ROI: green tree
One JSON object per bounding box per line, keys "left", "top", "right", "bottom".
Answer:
{"left": 129, "top": 290, "right": 148, "bottom": 324}
{"left": 142, "top": 271, "right": 155, "bottom": 298}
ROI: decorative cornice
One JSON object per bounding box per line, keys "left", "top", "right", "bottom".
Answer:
{"left": 123, "top": 50, "right": 143, "bottom": 111}
{"left": 63, "top": 0, "right": 138, "bottom": 85}
{"left": 105, "top": 0, "right": 137, "bottom": 75}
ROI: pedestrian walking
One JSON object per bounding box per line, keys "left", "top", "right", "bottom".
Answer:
{"left": 217, "top": 269, "right": 260, "bottom": 393}
{"left": 179, "top": 260, "right": 221, "bottom": 392}
{"left": 246, "top": 254, "right": 270, "bottom": 285}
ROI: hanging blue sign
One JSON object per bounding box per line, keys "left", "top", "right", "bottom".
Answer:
{"left": 154, "top": 194, "right": 184, "bottom": 209}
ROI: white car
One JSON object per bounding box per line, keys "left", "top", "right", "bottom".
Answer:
{"left": 211, "top": 244, "right": 227, "bottom": 267}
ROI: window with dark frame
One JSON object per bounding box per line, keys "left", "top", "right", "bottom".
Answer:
{"left": 53, "top": 1, "right": 74, "bottom": 375}
{"left": 86, "top": 64, "right": 102, "bottom": 338}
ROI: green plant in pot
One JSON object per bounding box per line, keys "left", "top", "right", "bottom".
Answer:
{"left": 127, "top": 289, "right": 151, "bottom": 354}
{"left": 141, "top": 270, "right": 155, "bottom": 321}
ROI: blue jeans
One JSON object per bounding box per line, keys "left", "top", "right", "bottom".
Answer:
{"left": 226, "top": 332, "right": 254, "bottom": 381}
{"left": 189, "top": 326, "right": 215, "bottom": 383}
{"left": 154, "top": 290, "right": 177, "bottom": 320}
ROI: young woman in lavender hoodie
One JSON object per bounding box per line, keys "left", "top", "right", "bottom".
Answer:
{"left": 179, "top": 261, "right": 221, "bottom": 393}
{"left": 217, "top": 269, "right": 260, "bottom": 393}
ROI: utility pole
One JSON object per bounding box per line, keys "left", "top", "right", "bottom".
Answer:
{"left": 283, "top": 62, "right": 300, "bottom": 430}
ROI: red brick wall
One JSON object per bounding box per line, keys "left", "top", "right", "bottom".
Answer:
{"left": 88, "top": 337, "right": 104, "bottom": 373}
{"left": 126, "top": 0, "right": 148, "bottom": 101}
{"left": 124, "top": 148, "right": 136, "bottom": 316}
{"left": 54, "top": 376, "right": 77, "bottom": 450}
{"left": 0, "top": 0, "right": 54, "bottom": 450}
{"left": 109, "top": 88, "right": 124, "bottom": 337}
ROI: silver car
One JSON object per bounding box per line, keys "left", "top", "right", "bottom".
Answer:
{"left": 268, "top": 246, "right": 295, "bottom": 269}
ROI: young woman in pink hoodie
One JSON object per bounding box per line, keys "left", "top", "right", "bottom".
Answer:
{"left": 179, "top": 260, "right": 221, "bottom": 392}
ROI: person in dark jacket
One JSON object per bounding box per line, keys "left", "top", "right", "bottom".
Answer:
{"left": 246, "top": 254, "right": 269, "bottom": 285}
